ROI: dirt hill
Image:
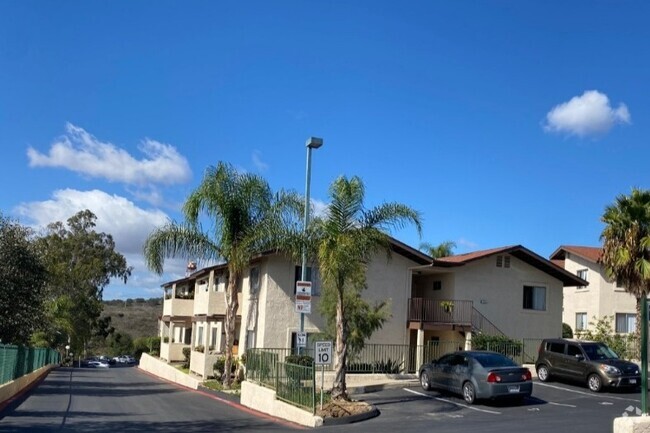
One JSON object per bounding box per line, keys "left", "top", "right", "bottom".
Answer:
{"left": 102, "top": 298, "right": 162, "bottom": 339}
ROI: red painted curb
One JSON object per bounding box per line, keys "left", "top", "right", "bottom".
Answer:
{"left": 136, "top": 367, "right": 308, "bottom": 430}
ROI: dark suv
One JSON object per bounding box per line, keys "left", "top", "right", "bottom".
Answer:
{"left": 535, "top": 338, "right": 640, "bottom": 392}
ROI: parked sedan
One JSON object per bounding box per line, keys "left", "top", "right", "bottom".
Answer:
{"left": 419, "top": 350, "right": 532, "bottom": 404}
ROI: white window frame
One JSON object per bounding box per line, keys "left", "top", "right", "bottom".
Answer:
{"left": 577, "top": 269, "right": 588, "bottom": 289}
{"left": 523, "top": 285, "right": 546, "bottom": 311}
{"left": 615, "top": 313, "right": 636, "bottom": 334}
{"left": 575, "top": 312, "right": 587, "bottom": 331}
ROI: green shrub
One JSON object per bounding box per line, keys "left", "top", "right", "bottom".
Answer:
{"left": 562, "top": 323, "right": 574, "bottom": 338}
{"left": 182, "top": 347, "right": 191, "bottom": 368}
{"left": 284, "top": 354, "right": 314, "bottom": 366}
{"left": 472, "top": 334, "right": 522, "bottom": 357}
{"left": 213, "top": 356, "right": 237, "bottom": 376}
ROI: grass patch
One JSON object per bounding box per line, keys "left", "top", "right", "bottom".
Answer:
{"left": 175, "top": 365, "right": 190, "bottom": 374}
{"left": 203, "top": 379, "right": 241, "bottom": 393}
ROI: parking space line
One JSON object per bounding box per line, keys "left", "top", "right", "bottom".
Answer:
{"left": 403, "top": 388, "right": 502, "bottom": 415}
{"left": 535, "top": 382, "right": 640, "bottom": 402}
{"left": 548, "top": 402, "right": 577, "bottom": 408}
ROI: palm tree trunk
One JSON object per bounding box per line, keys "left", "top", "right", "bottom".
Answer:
{"left": 222, "top": 272, "right": 239, "bottom": 387}
{"left": 332, "top": 289, "right": 348, "bottom": 400}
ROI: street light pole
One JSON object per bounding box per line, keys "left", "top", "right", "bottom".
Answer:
{"left": 299, "top": 137, "right": 323, "bottom": 354}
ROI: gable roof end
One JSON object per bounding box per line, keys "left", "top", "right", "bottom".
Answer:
{"left": 433, "top": 245, "right": 587, "bottom": 287}
{"left": 550, "top": 245, "right": 602, "bottom": 263}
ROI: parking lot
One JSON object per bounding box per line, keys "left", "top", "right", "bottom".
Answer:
{"left": 321, "top": 379, "right": 644, "bottom": 433}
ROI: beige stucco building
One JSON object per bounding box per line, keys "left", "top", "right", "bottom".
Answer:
{"left": 158, "top": 240, "right": 585, "bottom": 378}
{"left": 550, "top": 245, "right": 637, "bottom": 335}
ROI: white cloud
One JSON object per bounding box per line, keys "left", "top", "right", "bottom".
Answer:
{"left": 27, "top": 123, "right": 192, "bottom": 186}
{"left": 252, "top": 150, "right": 269, "bottom": 172}
{"left": 543, "top": 90, "right": 631, "bottom": 138}
{"left": 14, "top": 189, "right": 190, "bottom": 299}
{"left": 311, "top": 199, "right": 329, "bottom": 218}
{"left": 457, "top": 238, "right": 479, "bottom": 250}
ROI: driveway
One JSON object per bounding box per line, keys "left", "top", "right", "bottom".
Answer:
{"left": 318, "top": 379, "right": 642, "bottom": 433}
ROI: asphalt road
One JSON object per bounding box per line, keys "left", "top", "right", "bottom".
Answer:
{"left": 1, "top": 367, "right": 645, "bottom": 433}
{"left": 0, "top": 366, "right": 302, "bottom": 433}
{"left": 325, "top": 379, "right": 644, "bottom": 433}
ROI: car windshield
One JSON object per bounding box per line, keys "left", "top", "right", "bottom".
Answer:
{"left": 472, "top": 353, "right": 518, "bottom": 368}
{"left": 582, "top": 343, "right": 619, "bottom": 360}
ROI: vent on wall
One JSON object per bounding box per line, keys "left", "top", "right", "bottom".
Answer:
{"left": 496, "top": 255, "right": 511, "bottom": 268}
{"left": 433, "top": 281, "right": 442, "bottom": 291}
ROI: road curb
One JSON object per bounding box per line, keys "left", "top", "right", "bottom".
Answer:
{"left": 348, "top": 380, "right": 419, "bottom": 394}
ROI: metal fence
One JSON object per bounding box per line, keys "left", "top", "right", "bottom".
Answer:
{"left": 0, "top": 345, "right": 60, "bottom": 386}
{"left": 246, "top": 349, "right": 316, "bottom": 413}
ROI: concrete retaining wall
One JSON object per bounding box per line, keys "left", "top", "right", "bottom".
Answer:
{"left": 241, "top": 381, "right": 323, "bottom": 427}
{"left": 138, "top": 353, "right": 201, "bottom": 389}
{"left": 0, "top": 365, "right": 56, "bottom": 404}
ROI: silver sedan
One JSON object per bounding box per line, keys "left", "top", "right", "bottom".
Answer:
{"left": 418, "top": 350, "right": 533, "bottom": 404}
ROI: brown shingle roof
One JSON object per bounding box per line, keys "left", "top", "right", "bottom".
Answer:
{"left": 431, "top": 245, "right": 587, "bottom": 287}
{"left": 549, "top": 245, "right": 602, "bottom": 263}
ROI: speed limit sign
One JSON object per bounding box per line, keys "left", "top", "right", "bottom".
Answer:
{"left": 315, "top": 341, "right": 332, "bottom": 365}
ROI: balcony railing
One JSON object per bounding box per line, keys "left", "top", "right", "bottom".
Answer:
{"left": 408, "top": 298, "right": 473, "bottom": 325}
{"left": 408, "top": 298, "right": 505, "bottom": 337}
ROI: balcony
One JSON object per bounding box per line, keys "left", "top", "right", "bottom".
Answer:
{"left": 163, "top": 298, "right": 194, "bottom": 317}
{"left": 408, "top": 298, "right": 504, "bottom": 336}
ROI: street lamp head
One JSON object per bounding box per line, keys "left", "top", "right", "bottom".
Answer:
{"left": 306, "top": 137, "right": 323, "bottom": 149}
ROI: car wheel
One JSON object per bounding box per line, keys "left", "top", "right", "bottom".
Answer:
{"left": 537, "top": 365, "right": 550, "bottom": 382}
{"left": 462, "top": 381, "right": 476, "bottom": 404}
{"left": 420, "top": 371, "right": 432, "bottom": 391}
{"left": 588, "top": 374, "right": 603, "bottom": 392}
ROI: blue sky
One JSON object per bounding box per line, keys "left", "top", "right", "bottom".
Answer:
{"left": 1, "top": 2, "right": 649, "bottom": 300}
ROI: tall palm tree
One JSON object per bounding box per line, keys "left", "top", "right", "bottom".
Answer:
{"left": 601, "top": 188, "right": 650, "bottom": 338}
{"left": 143, "top": 162, "right": 301, "bottom": 387}
{"left": 311, "top": 176, "right": 422, "bottom": 400}
{"left": 419, "top": 240, "right": 456, "bottom": 259}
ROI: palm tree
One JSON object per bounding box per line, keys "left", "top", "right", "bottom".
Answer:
{"left": 601, "top": 188, "right": 650, "bottom": 339}
{"left": 419, "top": 240, "right": 456, "bottom": 258}
{"left": 143, "top": 162, "right": 301, "bottom": 387}
{"left": 311, "top": 176, "right": 422, "bottom": 400}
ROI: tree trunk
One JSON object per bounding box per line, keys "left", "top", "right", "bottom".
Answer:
{"left": 331, "top": 290, "right": 348, "bottom": 400}
{"left": 222, "top": 271, "right": 240, "bottom": 388}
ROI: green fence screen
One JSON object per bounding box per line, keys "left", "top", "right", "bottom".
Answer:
{"left": 0, "top": 344, "right": 60, "bottom": 386}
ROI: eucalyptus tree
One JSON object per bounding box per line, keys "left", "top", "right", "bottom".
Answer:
{"left": 419, "top": 240, "right": 456, "bottom": 258}
{"left": 600, "top": 188, "right": 650, "bottom": 413}
{"left": 36, "top": 210, "right": 132, "bottom": 354}
{"left": 143, "top": 162, "right": 302, "bottom": 387}
{"left": 0, "top": 214, "right": 47, "bottom": 344}
{"left": 310, "top": 176, "right": 422, "bottom": 400}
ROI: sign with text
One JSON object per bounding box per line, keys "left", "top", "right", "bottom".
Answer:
{"left": 295, "top": 300, "right": 311, "bottom": 314}
{"left": 295, "top": 281, "right": 312, "bottom": 314}
{"left": 297, "top": 332, "right": 307, "bottom": 348}
{"left": 315, "top": 341, "right": 333, "bottom": 365}
{"left": 296, "top": 281, "right": 312, "bottom": 296}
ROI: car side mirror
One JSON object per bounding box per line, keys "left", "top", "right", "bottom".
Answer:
{"left": 575, "top": 354, "right": 584, "bottom": 361}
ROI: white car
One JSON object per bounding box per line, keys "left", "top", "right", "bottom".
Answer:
{"left": 87, "top": 360, "right": 110, "bottom": 368}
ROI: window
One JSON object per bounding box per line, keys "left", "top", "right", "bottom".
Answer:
{"left": 294, "top": 266, "right": 321, "bottom": 296}
{"left": 575, "top": 313, "right": 588, "bottom": 331}
{"left": 246, "top": 330, "right": 256, "bottom": 350}
{"left": 567, "top": 344, "right": 582, "bottom": 357}
{"left": 249, "top": 266, "right": 260, "bottom": 295}
{"left": 577, "top": 269, "right": 588, "bottom": 288}
{"left": 197, "top": 326, "right": 204, "bottom": 346}
{"left": 210, "top": 326, "right": 219, "bottom": 350}
{"left": 523, "top": 285, "right": 546, "bottom": 311}
{"left": 616, "top": 313, "right": 636, "bottom": 333}
{"left": 432, "top": 281, "right": 442, "bottom": 291}
{"left": 548, "top": 342, "right": 565, "bottom": 354}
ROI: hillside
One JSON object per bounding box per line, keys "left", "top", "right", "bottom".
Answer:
{"left": 101, "top": 298, "right": 162, "bottom": 339}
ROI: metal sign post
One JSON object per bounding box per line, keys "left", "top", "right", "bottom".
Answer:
{"left": 315, "top": 341, "right": 333, "bottom": 410}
